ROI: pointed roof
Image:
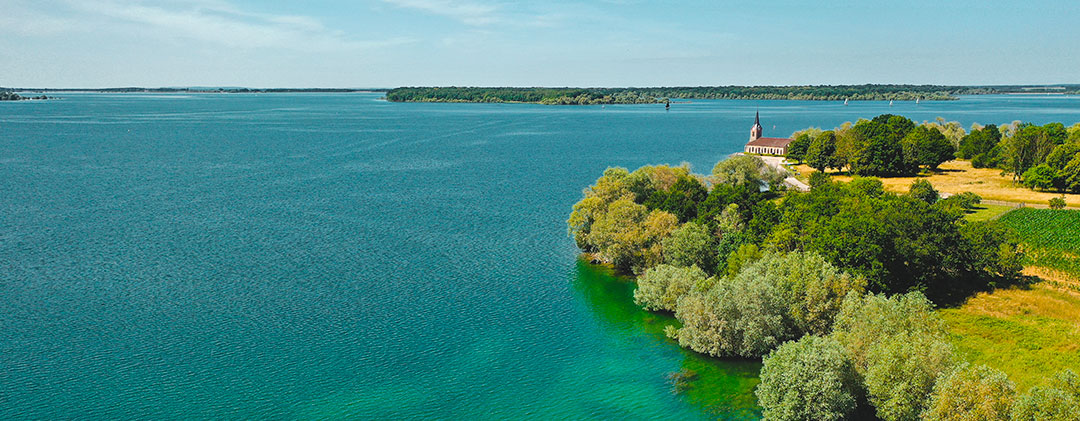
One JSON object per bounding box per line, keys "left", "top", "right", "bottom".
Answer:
{"left": 754, "top": 110, "right": 760, "bottom": 126}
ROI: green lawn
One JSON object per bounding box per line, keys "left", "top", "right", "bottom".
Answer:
{"left": 963, "top": 203, "right": 1017, "bottom": 222}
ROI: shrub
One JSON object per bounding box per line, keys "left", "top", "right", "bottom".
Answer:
{"left": 863, "top": 333, "right": 957, "bottom": 421}
{"left": 1049, "top": 197, "right": 1066, "bottom": 210}
{"left": 923, "top": 363, "right": 1015, "bottom": 421}
{"left": 673, "top": 252, "right": 862, "bottom": 358}
{"left": 1011, "top": 369, "right": 1080, "bottom": 421}
{"left": 831, "top": 292, "right": 945, "bottom": 371}
{"left": 633, "top": 264, "right": 707, "bottom": 312}
{"left": 909, "top": 179, "right": 939, "bottom": 204}
{"left": 662, "top": 222, "right": 716, "bottom": 272}
{"left": 756, "top": 336, "right": 861, "bottom": 421}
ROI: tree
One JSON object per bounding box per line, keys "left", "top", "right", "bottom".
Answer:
{"left": 908, "top": 179, "right": 939, "bottom": 204}
{"left": 756, "top": 336, "right": 861, "bottom": 421}
{"left": 1011, "top": 369, "right": 1080, "bottom": 421}
{"left": 831, "top": 292, "right": 945, "bottom": 371}
{"left": 633, "top": 264, "right": 708, "bottom": 312}
{"left": 662, "top": 222, "right": 716, "bottom": 272}
{"left": 863, "top": 333, "right": 957, "bottom": 421}
{"left": 672, "top": 252, "right": 862, "bottom": 357}
{"left": 786, "top": 133, "right": 813, "bottom": 163}
{"left": 1022, "top": 163, "right": 1061, "bottom": 191}
{"left": 805, "top": 130, "right": 838, "bottom": 172}
{"left": 903, "top": 125, "right": 955, "bottom": 170}
{"left": 923, "top": 363, "right": 1016, "bottom": 421}
{"left": 712, "top": 154, "right": 785, "bottom": 189}
{"left": 1065, "top": 154, "right": 1080, "bottom": 193}
{"left": 852, "top": 115, "right": 917, "bottom": 176}
{"left": 1050, "top": 197, "right": 1066, "bottom": 210}
{"left": 958, "top": 124, "right": 1001, "bottom": 160}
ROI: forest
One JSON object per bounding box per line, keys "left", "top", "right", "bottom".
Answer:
{"left": 567, "top": 154, "right": 1078, "bottom": 420}
{"left": 386, "top": 85, "right": 1080, "bottom": 104}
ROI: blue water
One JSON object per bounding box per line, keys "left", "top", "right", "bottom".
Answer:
{"left": 2, "top": 93, "right": 1078, "bottom": 419}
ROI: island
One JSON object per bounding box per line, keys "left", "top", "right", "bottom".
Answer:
{"left": 568, "top": 112, "right": 1080, "bottom": 420}
{"left": 386, "top": 85, "right": 1080, "bottom": 105}
{"left": 0, "top": 92, "right": 48, "bottom": 101}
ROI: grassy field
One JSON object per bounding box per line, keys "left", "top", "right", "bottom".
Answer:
{"left": 942, "top": 208, "right": 1080, "bottom": 392}
{"left": 789, "top": 160, "right": 1080, "bottom": 208}
{"left": 963, "top": 203, "right": 1017, "bottom": 222}
{"left": 940, "top": 283, "right": 1080, "bottom": 392}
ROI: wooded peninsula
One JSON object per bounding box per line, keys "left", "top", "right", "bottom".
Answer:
{"left": 568, "top": 113, "right": 1080, "bottom": 419}
{"left": 387, "top": 85, "right": 1080, "bottom": 105}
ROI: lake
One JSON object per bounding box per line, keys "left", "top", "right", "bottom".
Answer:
{"left": 2, "top": 93, "right": 1079, "bottom": 419}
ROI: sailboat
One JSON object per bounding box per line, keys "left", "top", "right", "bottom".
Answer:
{"left": 844, "top": 98, "right": 849, "bottom": 106}
{"left": 916, "top": 98, "right": 920, "bottom": 105}
{"left": 889, "top": 100, "right": 894, "bottom": 106}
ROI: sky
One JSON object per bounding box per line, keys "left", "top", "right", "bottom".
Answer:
{"left": 2, "top": 0, "right": 1078, "bottom": 88}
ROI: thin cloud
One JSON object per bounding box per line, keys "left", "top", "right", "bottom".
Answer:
{"left": 379, "top": 0, "right": 502, "bottom": 25}
{"left": 10, "top": 0, "right": 414, "bottom": 52}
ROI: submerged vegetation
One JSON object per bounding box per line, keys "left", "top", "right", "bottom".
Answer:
{"left": 563, "top": 147, "right": 1080, "bottom": 419}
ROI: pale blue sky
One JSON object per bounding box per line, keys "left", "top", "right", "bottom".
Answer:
{"left": 3, "top": 0, "right": 1078, "bottom": 87}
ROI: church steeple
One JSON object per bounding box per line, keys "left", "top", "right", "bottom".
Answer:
{"left": 750, "top": 111, "right": 763, "bottom": 141}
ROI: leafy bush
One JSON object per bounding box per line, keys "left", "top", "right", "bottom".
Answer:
{"left": 863, "top": 333, "right": 957, "bottom": 421}
{"left": 923, "top": 363, "right": 1015, "bottom": 421}
{"left": 908, "top": 179, "right": 939, "bottom": 204}
{"left": 1011, "top": 369, "right": 1080, "bottom": 421}
{"left": 1049, "top": 197, "right": 1066, "bottom": 210}
{"left": 632, "top": 264, "right": 707, "bottom": 312}
{"left": 756, "top": 336, "right": 861, "bottom": 421}
{"left": 672, "top": 252, "right": 863, "bottom": 358}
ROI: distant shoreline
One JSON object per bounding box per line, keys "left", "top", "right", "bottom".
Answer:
{"left": 2, "top": 88, "right": 389, "bottom": 94}
{"left": 384, "top": 85, "right": 1080, "bottom": 105}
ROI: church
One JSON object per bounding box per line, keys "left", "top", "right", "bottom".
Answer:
{"left": 743, "top": 112, "right": 793, "bottom": 155}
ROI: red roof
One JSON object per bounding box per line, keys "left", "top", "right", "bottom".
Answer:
{"left": 746, "top": 137, "right": 793, "bottom": 148}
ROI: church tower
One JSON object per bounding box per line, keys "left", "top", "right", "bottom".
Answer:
{"left": 749, "top": 111, "right": 763, "bottom": 141}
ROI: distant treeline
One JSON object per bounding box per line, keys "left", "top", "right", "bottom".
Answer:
{"left": 386, "top": 85, "right": 1080, "bottom": 104}
{"left": 0, "top": 87, "right": 388, "bottom": 94}
{"left": 0, "top": 92, "right": 48, "bottom": 101}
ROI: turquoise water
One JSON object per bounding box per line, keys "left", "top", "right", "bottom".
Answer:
{"left": 2, "top": 93, "right": 1079, "bottom": 419}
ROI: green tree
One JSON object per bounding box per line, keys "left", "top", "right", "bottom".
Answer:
{"left": 908, "top": 179, "right": 939, "bottom": 204}
{"left": 831, "top": 292, "right": 945, "bottom": 371}
{"left": 1050, "top": 197, "right": 1066, "bottom": 210}
{"left": 863, "top": 333, "right": 957, "bottom": 421}
{"left": 756, "top": 336, "right": 861, "bottom": 421}
{"left": 712, "top": 154, "right": 785, "bottom": 189}
{"left": 672, "top": 252, "right": 862, "bottom": 357}
{"left": 1022, "top": 163, "right": 1061, "bottom": 191}
{"left": 902, "top": 125, "right": 955, "bottom": 170}
{"left": 923, "top": 363, "right": 1016, "bottom": 421}
{"left": 786, "top": 133, "right": 813, "bottom": 163}
{"left": 662, "top": 222, "right": 717, "bottom": 272}
{"left": 633, "top": 264, "right": 708, "bottom": 312}
{"left": 805, "top": 130, "right": 838, "bottom": 172}
{"left": 1065, "top": 154, "right": 1080, "bottom": 193}
{"left": 958, "top": 124, "right": 1001, "bottom": 160}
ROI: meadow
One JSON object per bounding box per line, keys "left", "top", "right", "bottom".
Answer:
{"left": 943, "top": 208, "right": 1080, "bottom": 392}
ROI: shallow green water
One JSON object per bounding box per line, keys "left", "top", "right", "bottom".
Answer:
{"left": 1, "top": 93, "right": 1078, "bottom": 419}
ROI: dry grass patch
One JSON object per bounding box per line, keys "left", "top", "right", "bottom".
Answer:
{"left": 789, "top": 160, "right": 1080, "bottom": 208}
